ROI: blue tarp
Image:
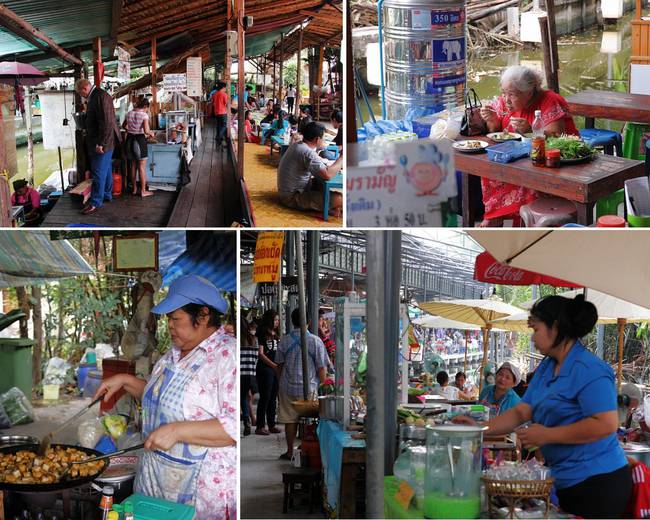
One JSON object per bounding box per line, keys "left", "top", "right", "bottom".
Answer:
{"left": 318, "top": 419, "right": 366, "bottom": 512}
{"left": 162, "top": 233, "right": 237, "bottom": 293}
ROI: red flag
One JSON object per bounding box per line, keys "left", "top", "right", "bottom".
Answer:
{"left": 474, "top": 252, "right": 580, "bottom": 287}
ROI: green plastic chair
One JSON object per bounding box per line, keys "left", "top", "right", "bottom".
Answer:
{"left": 596, "top": 189, "right": 625, "bottom": 219}
{"left": 622, "top": 123, "right": 650, "bottom": 160}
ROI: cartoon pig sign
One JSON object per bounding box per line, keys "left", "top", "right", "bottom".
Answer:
{"left": 404, "top": 161, "right": 445, "bottom": 196}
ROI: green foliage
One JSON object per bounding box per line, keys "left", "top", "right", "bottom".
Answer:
{"left": 283, "top": 63, "right": 297, "bottom": 88}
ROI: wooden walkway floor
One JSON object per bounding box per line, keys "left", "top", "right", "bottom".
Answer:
{"left": 42, "top": 121, "right": 238, "bottom": 228}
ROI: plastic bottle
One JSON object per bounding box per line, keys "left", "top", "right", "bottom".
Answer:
{"left": 107, "top": 513, "right": 119, "bottom": 520}
{"left": 110, "top": 503, "right": 124, "bottom": 520}
{"left": 123, "top": 501, "right": 135, "bottom": 520}
{"left": 531, "top": 110, "right": 545, "bottom": 166}
{"left": 99, "top": 485, "right": 114, "bottom": 520}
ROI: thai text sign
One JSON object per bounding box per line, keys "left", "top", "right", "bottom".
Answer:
{"left": 347, "top": 140, "right": 456, "bottom": 227}
{"left": 163, "top": 73, "right": 187, "bottom": 92}
{"left": 253, "top": 232, "right": 284, "bottom": 283}
{"left": 186, "top": 57, "right": 202, "bottom": 97}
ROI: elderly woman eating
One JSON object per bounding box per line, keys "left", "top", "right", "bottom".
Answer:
{"left": 478, "top": 65, "right": 580, "bottom": 227}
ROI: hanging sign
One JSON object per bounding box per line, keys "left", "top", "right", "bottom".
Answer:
{"left": 186, "top": 57, "right": 202, "bottom": 97}
{"left": 258, "top": 276, "right": 299, "bottom": 296}
{"left": 117, "top": 47, "right": 131, "bottom": 81}
{"left": 163, "top": 73, "right": 187, "bottom": 92}
{"left": 253, "top": 232, "right": 284, "bottom": 283}
{"left": 347, "top": 140, "right": 456, "bottom": 227}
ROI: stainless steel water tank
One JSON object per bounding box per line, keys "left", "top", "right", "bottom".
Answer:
{"left": 381, "top": 0, "right": 467, "bottom": 120}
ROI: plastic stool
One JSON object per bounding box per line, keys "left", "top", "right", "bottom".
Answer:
{"left": 282, "top": 468, "right": 322, "bottom": 514}
{"left": 579, "top": 128, "right": 623, "bottom": 156}
{"left": 519, "top": 198, "right": 577, "bottom": 227}
{"left": 623, "top": 123, "right": 650, "bottom": 160}
{"left": 596, "top": 189, "right": 625, "bottom": 218}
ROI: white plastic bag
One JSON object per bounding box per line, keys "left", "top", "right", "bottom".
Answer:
{"left": 78, "top": 417, "right": 105, "bottom": 449}
{"left": 43, "top": 357, "right": 71, "bottom": 385}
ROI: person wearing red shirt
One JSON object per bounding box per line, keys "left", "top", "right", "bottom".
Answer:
{"left": 478, "top": 65, "right": 580, "bottom": 227}
{"left": 212, "top": 81, "right": 228, "bottom": 146}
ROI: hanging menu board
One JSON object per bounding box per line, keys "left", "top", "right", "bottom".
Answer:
{"left": 186, "top": 57, "right": 202, "bottom": 97}
{"left": 163, "top": 73, "right": 187, "bottom": 93}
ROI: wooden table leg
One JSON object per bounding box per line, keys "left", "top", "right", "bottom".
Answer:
{"left": 576, "top": 202, "right": 595, "bottom": 225}
{"left": 462, "top": 172, "right": 478, "bottom": 227}
{"left": 340, "top": 462, "right": 358, "bottom": 518}
{"left": 585, "top": 117, "right": 595, "bottom": 129}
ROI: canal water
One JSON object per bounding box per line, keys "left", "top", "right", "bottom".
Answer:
{"left": 360, "top": 10, "right": 633, "bottom": 132}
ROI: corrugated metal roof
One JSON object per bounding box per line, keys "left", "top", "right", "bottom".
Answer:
{"left": 210, "top": 26, "right": 298, "bottom": 62}
{"left": 0, "top": 0, "right": 113, "bottom": 58}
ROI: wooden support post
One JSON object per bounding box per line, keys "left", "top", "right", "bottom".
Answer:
{"left": 617, "top": 318, "right": 625, "bottom": 392}
{"left": 296, "top": 25, "right": 303, "bottom": 116}
{"left": 538, "top": 17, "right": 559, "bottom": 93}
{"left": 272, "top": 46, "right": 277, "bottom": 103}
{"left": 236, "top": 0, "right": 245, "bottom": 180}
{"left": 225, "top": 0, "right": 232, "bottom": 132}
{"left": 73, "top": 47, "right": 85, "bottom": 182}
{"left": 479, "top": 325, "right": 491, "bottom": 394}
{"left": 262, "top": 55, "right": 266, "bottom": 99}
{"left": 546, "top": 0, "right": 560, "bottom": 91}
{"left": 151, "top": 37, "right": 158, "bottom": 129}
{"left": 317, "top": 46, "right": 324, "bottom": 120}
{"left": 93, "top": 37, "right": 102, "bottom": 86}
{"left": 279, "top": 33, "right": 284, "bottom": 108}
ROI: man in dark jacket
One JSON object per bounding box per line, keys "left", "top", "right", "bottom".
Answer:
{"left": 75, "top": 78, "right": 121, "bottom": 215}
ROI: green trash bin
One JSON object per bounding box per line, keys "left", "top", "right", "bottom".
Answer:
{"left": 623, "top": 123, "right": 650, "bottom": 160}
{"left": 0, "top": 339, "right": 34, "bottom": 398}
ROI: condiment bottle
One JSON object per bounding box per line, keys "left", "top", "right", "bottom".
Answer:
{"left": 111, "top": 503, "right": 124, "bottom": 520}
{"left": 123, "top": 501, "right": 135, "bottom": 520}
{"left": 545, "top": 148, "right": 561, "bottom": 168}
{"left": 107, "top": 513, "right": 119, "bottom": 520}
{"left": 99, "top": 485, "right": 114, "bottom": 520}
{"left": 531, "top": 110, "right": 545, "bottom": 166}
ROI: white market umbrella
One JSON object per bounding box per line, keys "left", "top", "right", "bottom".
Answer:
{"left": 417, "top": 299, "right": 524, "bottom": 391}
{"left": 466, "top": 230, "right": 650, "bottom": 310}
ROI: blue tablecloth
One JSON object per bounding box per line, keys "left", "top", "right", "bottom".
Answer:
{"left": 317, "top": 419, "right": 366, "bottom": 512}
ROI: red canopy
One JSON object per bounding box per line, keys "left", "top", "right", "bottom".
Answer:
{"left": 474, "top": 252, "right": 580, "bottom": 288}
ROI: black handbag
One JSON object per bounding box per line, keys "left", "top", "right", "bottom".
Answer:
{"left": 460, "top": 88, "right": 488, "bottom": 137}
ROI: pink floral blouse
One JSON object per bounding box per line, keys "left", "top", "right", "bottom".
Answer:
{"left": 166, "top": 327, "right": 238, "bottom": 520}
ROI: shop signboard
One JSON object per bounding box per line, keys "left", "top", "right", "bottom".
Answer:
{"left": 253, "top": 232, "right": 284, "bottom": 283}
{"left": 163, "top": 73, "right": 187, "bottom": 93}
{"left": 186, "top": 57, "right": 202, "bottom": 97}
{"left": 347, "top": 140, "right": 456, "bottom": 227}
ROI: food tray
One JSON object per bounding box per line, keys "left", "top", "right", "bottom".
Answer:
{"left": 482, "top": 477, "right": 554, "bottom": 519}
{"left": 486, "top": 141, "right": 531, "bottom": 164}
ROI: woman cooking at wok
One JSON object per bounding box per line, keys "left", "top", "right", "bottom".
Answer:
{"left": 93, "top": 275, "right": 237, "bottom": 520}
{"left": 455, "top": 295, "right": 631, "bottom": 519}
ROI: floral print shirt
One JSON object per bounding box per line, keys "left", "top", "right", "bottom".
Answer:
{"left": 166, "top": 327, "right": 238, "bottom": 520}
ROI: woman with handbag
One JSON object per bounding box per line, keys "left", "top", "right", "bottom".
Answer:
{"left": 477, "top": 65, "right": 580, "bottom": 227}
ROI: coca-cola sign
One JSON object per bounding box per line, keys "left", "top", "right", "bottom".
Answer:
{"left": 483, "top": 261, "right": 527, "bottom": 283}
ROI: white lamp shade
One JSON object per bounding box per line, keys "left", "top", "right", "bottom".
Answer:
{"left": 366, "top": 42, "right": 382, "bottom": 86}
{"left": 602, "top": 0, "right": 624, "bottom": 18}
{"left": 601, "top": 31, "right": 623, "bottom": 53}
{"left": 520, "top": 11, "right": 546, "bottom": 43}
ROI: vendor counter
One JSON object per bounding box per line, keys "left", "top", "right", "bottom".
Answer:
{"left": 317, "top": 419, "right": 366, "bottom": 518}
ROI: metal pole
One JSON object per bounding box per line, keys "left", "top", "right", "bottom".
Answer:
{"left": 307, "top": 231, "right": 320, "bottom": 335}
{"left": 285, "top": 232, "right": 295, "bottom": 333}
{"left": 24, "top": 86, "right": 34, "bottom": 186}
{"left": 366, "top": 231, "right": 385, "bottom": 518}
{"left": 384, "top": 230, "right": 401, "bottom": 475}
{"left": 294, "top": 231, "right": 310, "bottom": 400}
{"left": 530, "top": 285, "right": 538, "bottom": 371}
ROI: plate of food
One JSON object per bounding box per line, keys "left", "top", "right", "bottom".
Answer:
{"left": 546, "top": 135, "right": 597, "bottom": 164}
{"left": 453, "top": 140, "right": 489, "bottom": 153}
{"left": 486, "top": 131, "right": 523, "bottom": 142}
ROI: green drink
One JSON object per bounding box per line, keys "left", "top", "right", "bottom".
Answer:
{"left": 423, "top": 492, "right": 480, "bottom": 519}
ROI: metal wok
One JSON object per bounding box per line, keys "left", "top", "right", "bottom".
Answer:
{"left": 0, "top": 443, "right": 107, "bottom": 492}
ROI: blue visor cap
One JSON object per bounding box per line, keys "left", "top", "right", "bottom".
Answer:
{"left": 152, "top": 275, "right": 228, "bottom": 315}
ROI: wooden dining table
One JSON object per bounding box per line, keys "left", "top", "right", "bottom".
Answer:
{"left": 566, "top": 90, "right": 650, "bottom": 127}
{"left": 455, "top": 139, "right": 646, "bottom": 226}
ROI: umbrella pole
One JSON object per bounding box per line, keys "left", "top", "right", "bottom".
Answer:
{"left": 479, "top": 325, "right": 491, "bottom": 394}
{"left": 58, "top": 147, "right": 65, "bottom": 193}
{"left": 464, "top": 329, "right": 469, "bottom": 373}
{"left": 25, "top": 86, "right": 34, "bottom": 186}
{"left": 617, "top": 318, "right": 625, "bottom": 392}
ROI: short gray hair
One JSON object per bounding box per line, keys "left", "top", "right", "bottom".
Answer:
{"left": 74, "top": 78, "right": 91, "bottom": 91}
{"left": 501, "top": 65, "right": 543, "bottom": 93}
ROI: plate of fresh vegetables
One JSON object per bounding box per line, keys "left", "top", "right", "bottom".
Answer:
{"left": 545, "top": 135, "right": 597, "bottom": 164}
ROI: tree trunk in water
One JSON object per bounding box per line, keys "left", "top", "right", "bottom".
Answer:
{"left": 31, "top": 286, "right": 43, "bottom": 387}
{"left": 15, "top": 287, "right": 30, "bottom": 338}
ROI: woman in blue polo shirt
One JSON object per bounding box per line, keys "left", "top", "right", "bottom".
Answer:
{"left": 478, "top": 361, "right": 521, "bottom": 417}
{"left": 456, "top": 294, "right": 631, "bottom": 518}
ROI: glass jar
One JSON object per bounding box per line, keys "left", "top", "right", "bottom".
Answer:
{"left": 545, "top": 148, "right": 561, "bottom": 168}
{"left": 424, "top": 424, "right": 487, "bottom": 519}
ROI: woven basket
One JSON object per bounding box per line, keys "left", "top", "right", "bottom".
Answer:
{"left": 291, "top": 399, "right": 320, "bottom": 418}
{"left": 482, "top": 477, "right": 554, "bottom": 519}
